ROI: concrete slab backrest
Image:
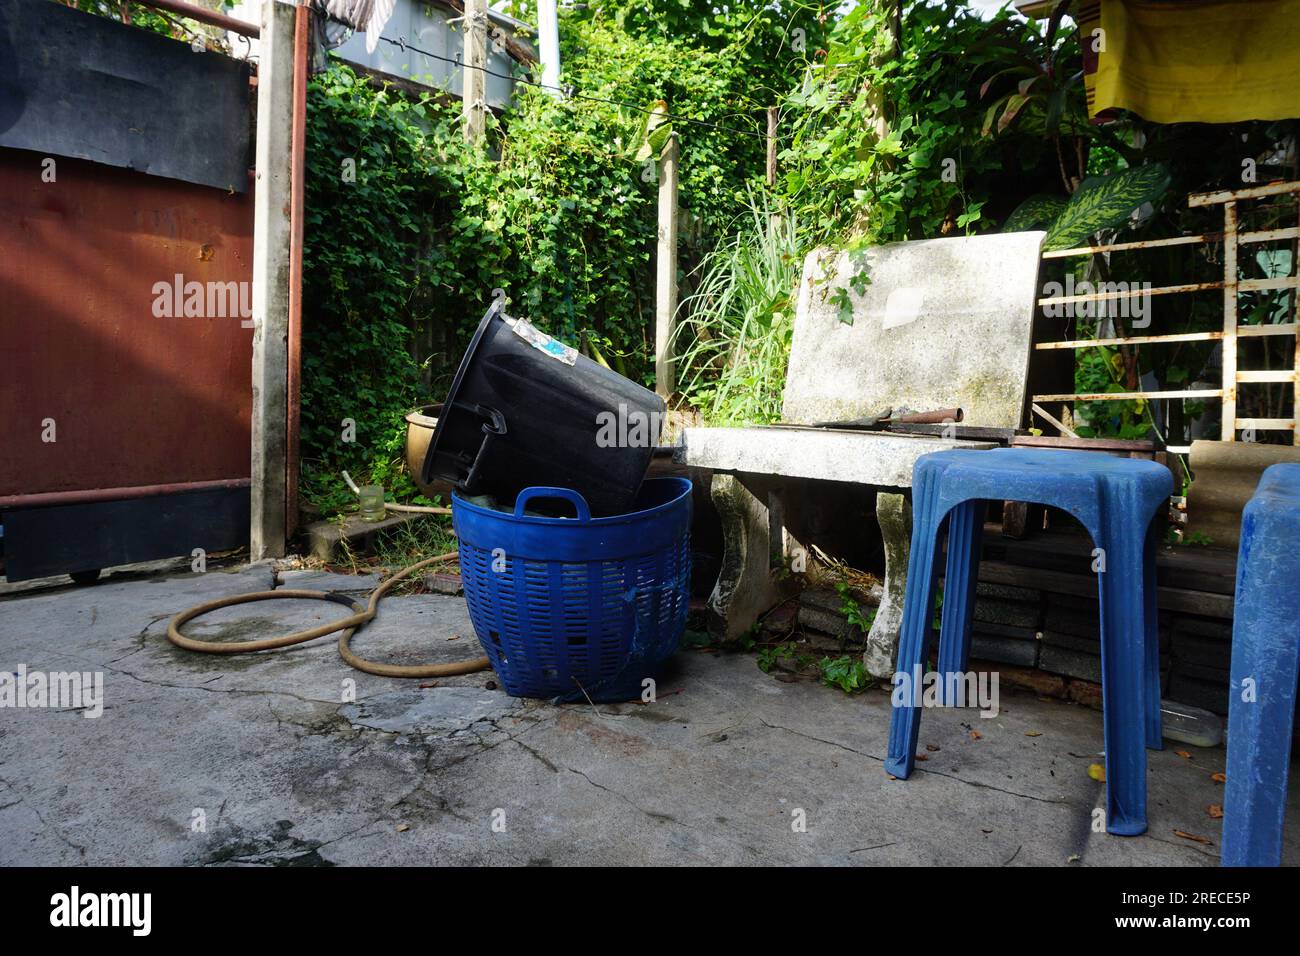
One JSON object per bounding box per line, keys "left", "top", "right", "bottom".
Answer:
{"left": 781, "top": 231, "right": 1046, "bottom": 429}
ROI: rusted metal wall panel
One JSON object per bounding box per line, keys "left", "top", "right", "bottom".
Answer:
{"left": 0, "top": 150, "right": 254, "bottom": 499}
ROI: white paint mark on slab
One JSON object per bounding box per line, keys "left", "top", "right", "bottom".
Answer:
{"left": 883, "top": 287, "right": 926, "bottom": 330}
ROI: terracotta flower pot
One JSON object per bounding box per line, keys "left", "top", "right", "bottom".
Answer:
{"left": 404, "top": 404, "right": 454, "bottom": 501}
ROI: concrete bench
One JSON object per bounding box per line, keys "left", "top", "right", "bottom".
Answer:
{"left": 677, "top": 231, "right": 1046, "bottom": 677}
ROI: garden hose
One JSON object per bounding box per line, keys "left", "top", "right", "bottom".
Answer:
{"left": 341, "top": 470, "right": 451, "bottom": 515}
{"left": 166, "top": 485, "right": 493, "bottom": 677}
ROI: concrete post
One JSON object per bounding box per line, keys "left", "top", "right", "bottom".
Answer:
{"left": 249, "top": 0, "right": 295, "bottom": 560}
{"left": 462, "top": 0, "right": 488, "bottom": 142}
{"left": 864, "top": 491, "right": 911, "bottom": 678}
{"left": 537, "top": 0, "right": 561, "bottom": 95}
{"left": 655, "top": 133, "right": 679, "bottom": 399}
{"left": 708, "top": 473, "right": 785, "bottom": 641}
{"left": 766, "top": 106, "right": 778, "bottom": 187}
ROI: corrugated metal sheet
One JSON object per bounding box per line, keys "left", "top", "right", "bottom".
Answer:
{"left": 329, "top": 0, "right": 520, "bottom": 108}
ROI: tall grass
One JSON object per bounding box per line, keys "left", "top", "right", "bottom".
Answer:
{"left": 674, "top": 193, "right": 802, "bottom": 425}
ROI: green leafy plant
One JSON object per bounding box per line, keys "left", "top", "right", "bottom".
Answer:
{"left": 1040, "top": 164, "right": 1171, "bottom": 251}
{"left": 819, "top": 655, "right": 872, "bottom": 693}
{"left": 72, "top": 0, "right": 238, "bottom": 50}
{"left": 300, "top": 68, "right": 455, "bottom": 514}
{"left": 1004, "top": 163, "right": 1172, "bottom": 249}
{"left": 300, "top": 3, "right": 797, "bottom": 512}
{"left": 974, "top": 0, "right": 1103, "bottom": 191}
{"left": 782, "top": 1, "right": 1070, "bottom": 249}
{"left": 757, "top": 641, "right": 812, "bottom": 674}
{"left": 1001, "top": 194, "right": 1068, "bottom": 232}
{"left": 674, "top": 191, "right": 802, "bottom": 424}
{"left": 1072, "top": 343, "right": 1151, "bottom": 440}
{"left": 835, "top": 580, "right": 876, "bottom": 633}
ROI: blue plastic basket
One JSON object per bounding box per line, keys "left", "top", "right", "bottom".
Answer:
{"left": 453, "top": 478, "right": 692, "bottom": 702}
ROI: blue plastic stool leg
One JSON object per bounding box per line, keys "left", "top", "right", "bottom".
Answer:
{"left": 1095, "top": 504, "right": 1150, "bottom": 836}
{"left": 884, "top": 501, "right": 945, "bottom": 779}
{"left": 1143, "top": 518, "right": 1164, "bottom": 751}
{"left": 936, "top": 500, "right": 983, "bottom": 703}
{"left": 1222, "top": 636, "right": 1299, "bottom": 866}
{"left": 1222, "top": 532, "right": 1300, "bottom": 866}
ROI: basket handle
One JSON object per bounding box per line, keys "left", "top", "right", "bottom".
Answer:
{"left": 514, "top": 487, "right": 592, "bottom": 521}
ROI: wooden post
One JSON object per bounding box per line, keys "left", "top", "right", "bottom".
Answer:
{"left": 249, "top": 0, "right": 295, "bottom": 560}
{"left": 868, "top": 1, "right": 900, "bottom": 143}
{"left": 1220, "top": 201, "right": 1239, "bottom": 441}
{"left": 462, "top": 0, "right": 487, "bottom": 143}
{"left": 1294, "top": 198, "right": 1299, "bottom": 446}
{"left": 655, "top": 132, "right": 679, "bottom": 400}
{"left": 766, "top": 106, "right": 778, "bottom": 187}
{"left": 286, "top": 0, "right": 309, "bottom": 540}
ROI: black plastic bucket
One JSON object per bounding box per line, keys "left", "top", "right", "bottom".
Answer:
{"left": 421, "top": 302, "right": 666, "bottom": 517}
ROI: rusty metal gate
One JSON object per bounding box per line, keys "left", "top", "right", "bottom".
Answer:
{"left": 0, "top": 1, "right": 255, "bottom": 581}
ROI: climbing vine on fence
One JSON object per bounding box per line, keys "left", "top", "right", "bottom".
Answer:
{"left": 300, "top": 68, "right": 454, "bottom": 514}
{"left": 300, "top": 6, "right": 801, "bottom": 513}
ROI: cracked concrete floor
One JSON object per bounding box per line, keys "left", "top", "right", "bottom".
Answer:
{"left": 2, "top": 563, "right": 1297, "bottom": 866}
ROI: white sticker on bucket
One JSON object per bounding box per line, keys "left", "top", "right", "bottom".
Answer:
{"left": 511, "top": 318, "right": 578, "bottom": 366}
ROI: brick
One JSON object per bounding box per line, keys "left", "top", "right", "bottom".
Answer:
{"left": 1171, "top": 632, "right": 1231, "bottom": 667}
{"left": 798, "top": 605, "right": 855, "bottom": 640}
{"left": 799, "top": 587, "right": 844, "bottom": 614}
{"left": 1172, "top": 615, "right": 1233, "bottom": 641}
{"left": 973, "top": 596, "right": 1040, "bottom": 629}
{"left": 1041, "top": 630, "right": 1100, "bottom": 653}
{"left": 1167, "top": 672, "right": 1230, "bottom": 716}
{"left": 971, "top": 634, "right": 1038, "bottom": 668}
{"left": 1040, "top": 645, "right": 1103, "bottom": 683}
{"left": 760, "top": 601, "right": 799, "bottom": 638}
{"left": 1170, "top": 658, "right": 1231, "bottom": 685}
{"left": 974, "top": 662, "right": 1067, "bottom": 698}
{"left": 970, "top": 620, "right": 1039, "bottom": 641}
{"left": 975, "top": 581, "right": 1042, "bottom": 603}
{"left": 1044, "top": 602, "right": 1100, "bottom": 639}
{"left": 300, "top": 512, "right": 432, "bottom": 562}
{"left": 1067, "top": 679, "right": 1104, "bottom": 711}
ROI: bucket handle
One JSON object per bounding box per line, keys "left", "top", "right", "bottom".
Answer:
{"left": 514, "top": 487, "right": 592, "bottom": 521}
{"left": 460, "top": 404, "right": 508, "bottom": 490}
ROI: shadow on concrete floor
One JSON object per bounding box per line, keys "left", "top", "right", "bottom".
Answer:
{"left": 1, "top": 563, "right": 1294, "bottom": 866}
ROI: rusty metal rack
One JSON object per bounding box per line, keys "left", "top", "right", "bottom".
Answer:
{"left": 1031, "top": 180, "right": 1300, "bottom": 448}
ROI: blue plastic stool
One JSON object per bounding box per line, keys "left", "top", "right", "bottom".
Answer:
{"left": 1222, "top": 463, "right": 1300, "bottom": 867}
{"left": 884, "top": 447, "right": 1173, "bottom": 835}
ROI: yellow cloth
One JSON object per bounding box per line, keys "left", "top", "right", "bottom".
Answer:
{"left": 1082, "top": 0, "right": 1300, "bottom": 124}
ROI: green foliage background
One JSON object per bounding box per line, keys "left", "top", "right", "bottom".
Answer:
{"left": 279, "top": 0, "right": 1300, "bottom": 509}
{"left": 300, "top": 4, "right": 822, "bottom": 512}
